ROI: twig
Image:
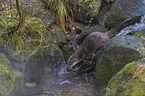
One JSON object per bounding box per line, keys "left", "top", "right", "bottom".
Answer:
{"left": 0, "top": 0, "right": 23, "bottom": 34}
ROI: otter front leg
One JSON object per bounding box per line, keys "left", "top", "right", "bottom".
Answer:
{"left": 69, "top": 58, "right": 85, "bottom": 69}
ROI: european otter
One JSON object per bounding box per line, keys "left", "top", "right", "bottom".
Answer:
{"left": 66, "top": 17, "right": 132, "bottom": 70}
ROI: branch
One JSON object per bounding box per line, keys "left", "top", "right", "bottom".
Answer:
{"left": 16, "top": 0, "right": 23, "bottom": 27}
{"left": 0, "top": 0, "right": 23, "bottom": 34}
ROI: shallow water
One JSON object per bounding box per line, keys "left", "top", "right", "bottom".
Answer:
{"left": 24, "top": 69, "right": 100, "bottom": 96}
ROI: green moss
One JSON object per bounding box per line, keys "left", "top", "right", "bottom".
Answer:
{"left": 123, "top": 67, "right": 145, "bottom": 96}
{"left": 61, "top": 41, "right": 77, "bottom": 61}
{"left": 8, "top": 16, "right": 54, "bottom": 59}
{"left": 104, "top": 5, "right": 122, "bottom": 28}
{"left": 0, "top": 53, "right": 23, "bottom": 96}
{"left": 133, "top": 32, "right": 145, "bottom": 40}
{"left": 134, "top": 32, "right": 142, "bottom": 38}
{"left": 95, "top": 53, "right": 114, "bottom": 83}
{"left": 7, "top": 22, "right": 17, "bottom": 30}
{"left": 106, "top": 61, "right": 145, "bottom": 96}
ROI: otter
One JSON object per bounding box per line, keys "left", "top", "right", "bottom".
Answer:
{"left": 66, "top": 17, "right": 132, "bottom": 70}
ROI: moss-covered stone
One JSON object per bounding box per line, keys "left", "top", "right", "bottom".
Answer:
{"left": 103, "top": 6, "right": 122, "bottom": 28}
{"left": 61, "top": 41, "right": 78, "bottom": 62}
{"left": 70, "top": 0, "right": 100, "bottom": 24}
{"left": 103, "top": 0, "right": 145, "bottom": 29}
{"left": 133, "top": 32, "right": 145, "bottom": 40}
{"left": 23, "top": 18, "right": 66, "bottom": 82}
{"left": 95, "top": 35, "right": 145, "bottom": 84}
{"left": 105, "top": 60, "right": 145, "bottom": 96}
{"left": 95, "top": 53, "right": 114, "bottom": 83}
{"left": 0, "top": 53, "right": 23, "bottom": 96}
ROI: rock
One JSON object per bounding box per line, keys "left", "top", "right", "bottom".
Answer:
{"left": 105, "top": 60, "right": 145, "bottom": 96}
{"left": 85, "top": 25, "right": 107, "bottom": 33}
{"left": 58, "top": 41, "right": 78, "bottom": 76}
{"left": 24, "top": 44, "right": 66, "bottom": 84}
{"left": 133, "top": 32, "right": 145, "bottom": 40}
{"left": 50, "top": 24, "right": 67, "bottom": 48}
{"left": 0, "top": 16, "right": 67, "bottom": 86}
{"left": 128, "top": 22, "right": 145, "bottom": 37}
{"left": 114, "top": 17, "right": 145, "bottom": 36}
{"left": 103, "top": 0, "right": 145, "bottom": 29}
{"left": 19, "top": 17, "right": 66, "bottom": 84}
{"left": 43, "top": 46, "right": 66, "bottom": 70}
{"left": 68, "top": 0, "right": 100, "bottom": 24}
{"left": 0, "top": 53, "right": 23, "bottom": 96}
{"left": 95, "top": 35, "right": 145, "bottom": 84}
{"left": 24, "top": 38, "right": 66, "bottom": 84}
{"left": 61, "top": 41, "right": 78, "bottom": 62}
{"left": 24, "top": 49, "right": 45, "bottom": 84}
{"left": 0, "top": 44, "right": 23, "bottom": 73}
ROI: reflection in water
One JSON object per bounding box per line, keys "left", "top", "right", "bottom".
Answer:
{"left": 24, "top": 69, "right": 100, "bottom": 96}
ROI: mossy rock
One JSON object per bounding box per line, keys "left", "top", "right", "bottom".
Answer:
{"left": 133, "top": 32, "right": 145, "bottom": 40}
{"left": 68, "top": 0, "right": 100, "bottom": 24}
{"left": 0, "top": 53, "right": 23, "bottom": 96}
{"left": 105, "top": 60, "right": 145, "bottom": 96}
{"left": 95, "top": 35, "right": 145, "bottom": 84}
{"left": 16, "top": 17, "right": 66, "bottom": 84}
{"left": 103, "top": 0, "right": 145, "bottom": 29}
{"left": 61, "top": 41, "right": 78, "bottom": 62}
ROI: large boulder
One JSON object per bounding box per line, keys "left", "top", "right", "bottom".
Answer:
{"left": 95, "top": 35, "right": 145, "bottom": 84}
{"left": 0, "top": 53, "right": 23, "bottom": 96}
{"left": 103, "top": 0, "right": 145, "bottom": 29}
{"left": 105, "top": 60, "right": 145, "bottom": 96}
{"left": 0, "top": 44, "right": 23, "bottom": 73}
{"left": 23, "top": 18, "right": 66, "bottom": 83}
{"left": 69, "top": 0, "right": 100, "bottom": 24}
{"left": 24, "top": 45, "right": 66, "bottom": 83}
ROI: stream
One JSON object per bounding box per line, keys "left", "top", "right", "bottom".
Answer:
{"left": 24, "top": 68, "right": 100, "bottom": 96}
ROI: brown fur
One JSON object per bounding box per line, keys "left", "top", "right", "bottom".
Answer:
{"left": 67, "top": 17, "right": 132, "bottom": 69}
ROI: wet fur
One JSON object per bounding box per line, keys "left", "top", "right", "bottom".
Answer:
{"left": 67, "top": 17, "right": 132, "bottom": 69}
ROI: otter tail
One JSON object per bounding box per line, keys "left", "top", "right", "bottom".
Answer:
{"left": 106, "top": 17, "right": 134, "bottom": 38}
